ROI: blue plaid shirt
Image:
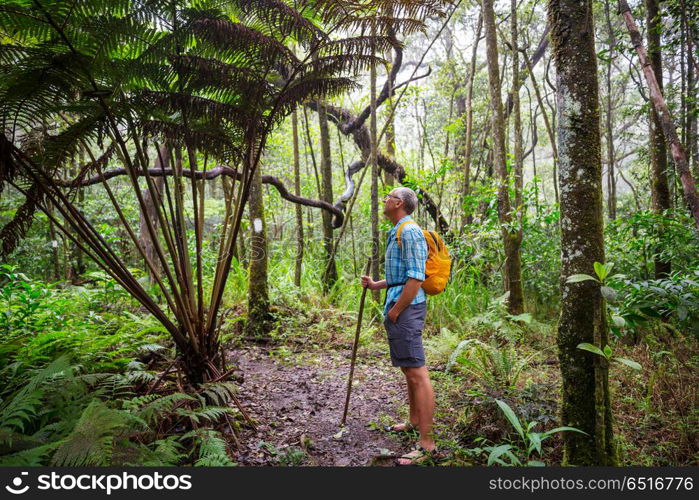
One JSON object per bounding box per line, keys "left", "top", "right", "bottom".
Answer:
{"left": 384, "top": 215, "right": 428, "bottom": 317}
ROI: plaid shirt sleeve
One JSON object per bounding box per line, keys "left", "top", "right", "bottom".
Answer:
{"left": 400, "top": 226, "right": 427, "bottom": 281}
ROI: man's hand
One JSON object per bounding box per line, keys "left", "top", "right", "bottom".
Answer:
{"left": 387, "top": 305, "right": 402, "bottom": 323}
{"left": 361, "top": 275, "right": 386, "bottom": 290}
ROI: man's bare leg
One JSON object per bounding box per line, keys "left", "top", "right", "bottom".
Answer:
{"left": 401, "top": 367, "right": 419, "bottom": 429}
{"left": 403, "top": 366, "right": 435, "bottom": 450}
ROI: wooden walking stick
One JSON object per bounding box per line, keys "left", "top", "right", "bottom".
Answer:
{"left": 341, "top": 258, "right": 372, "bottom": 426}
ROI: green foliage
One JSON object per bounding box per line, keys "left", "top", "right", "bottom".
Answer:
{"left": 0, "top": 269, "right": 240, "bottom": 466}
{"left": 613, "top": 269, "right": 699, "bottom": 339}
{"left": 446, "top": 339, "right": 538, "bottom": 396}
{"left": 472, "top": 399, "right": 587, "bottom": 466}
{"left": 183, "top": 429, "right": 236, "bottom": 467}
{"left": 577, "top": 343, "right": 642, "bottom": 371}
{"left": 605, "top": 210, "right": 699, "bottom": 279}
{"left": 51, "top": 400, "right": 132, "bottom": 466}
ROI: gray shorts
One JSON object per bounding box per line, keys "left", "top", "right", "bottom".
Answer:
{"left": 383, "top": 301, "right": 427, "bottom": 367}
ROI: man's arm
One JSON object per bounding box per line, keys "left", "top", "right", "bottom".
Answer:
{"left": 361, "top": 277, "right": 387, "bottom": 290}
{"left": 388, "top": 277, "right": 423, "bottom": 318}
{"left": 387, "top": 226, "right": 428, "bottom": 322}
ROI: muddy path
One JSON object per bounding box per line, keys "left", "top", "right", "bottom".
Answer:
{"left": 227, "top": 344, "right": 418, "bottom": 466}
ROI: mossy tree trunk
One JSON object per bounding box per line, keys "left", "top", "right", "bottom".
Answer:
{"left": 549, "top": 0, "right": 617, "bottom": 465}
{"left": 511, "top": 0, "right": 525, "bottom": 312}
{"left": 646, "top": 0, "right": 672, "bottom": 279}
{"left": 482, "top": 0, "right": 524, "bottom": 315}
{"left": 246, "top": 162, "right": 269, "bottom": 337}
{"left": 318, "top": 100, "right": 337, "bottom": 290}
{"left": 459, "top": 13, "right": 482, "bottom": 233}
{"left": 603, "top": 1, "right": 618, "bottom": 221}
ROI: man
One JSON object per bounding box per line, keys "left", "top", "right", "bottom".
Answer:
{"left": 361, "top": 187, "right": 437, "bottom": 464}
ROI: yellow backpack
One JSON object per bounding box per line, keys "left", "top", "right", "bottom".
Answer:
{"left": 396, "top": 220, "right": 451, "bottom": 295}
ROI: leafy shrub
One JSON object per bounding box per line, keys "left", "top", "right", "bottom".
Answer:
{"left": 470, "top": 399, "right": 586, "bottom": 466}
{"left": 446, "top": 339, "right": 538, "bottom": 396}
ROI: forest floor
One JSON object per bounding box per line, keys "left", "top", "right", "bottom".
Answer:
{"left": 215, "top": 303, "right": 697, "bottom": 466}
{"left": 227, "top": 344, "right": 415, "bottom": 466}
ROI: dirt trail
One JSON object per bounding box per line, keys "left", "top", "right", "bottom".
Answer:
{"left": 227, "top": 345, "right": 416, "bottom": 466}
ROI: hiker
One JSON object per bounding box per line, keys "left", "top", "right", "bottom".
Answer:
{"left": 361, "top": 186, "right": 437, "bottom": 464}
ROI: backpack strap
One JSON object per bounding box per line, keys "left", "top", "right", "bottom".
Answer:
{"left": 395, "top": 220, "right": 417, "bottom": 248}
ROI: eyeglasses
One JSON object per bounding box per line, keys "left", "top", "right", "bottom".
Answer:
{"left": 382, "top": 194, "right": 400, "bottom": 202}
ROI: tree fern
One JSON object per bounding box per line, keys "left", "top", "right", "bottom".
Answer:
{"left": 1, "top": 0, "right": 432, "bottom": 387}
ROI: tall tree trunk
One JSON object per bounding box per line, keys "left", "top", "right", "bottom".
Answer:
{"left": 544, "top": 56, "right": 560, "bottom": 206}
{"left": 646, "top": 0, "right": 672, "bottom": 279}
{"left": 292, "top": 110, "right": 304, "bottom": 288}
{"left": 511, "top": 0, "right": 525, "bottom": 313}
{"left": 618, "top": 0, "right": 699, "bottom": 231}
{"left": 318, "top": 100, "right": 338, "bottom": 289}
{"left": 683, "top": 0, "right": 698, "bottom": 179}
{"left": 482, "top": 0, "right": 524, "bottom": 315}
{"left": 523, "top": 53, "right": 559, "bottom": 185}
{"left": 603, "top": 1, "right": 617, "bottom": 220}
{"left": 460, "top": 12, "right": 482, "bottom": 232}
{"left": 246, "top": 161, "right": 269, "bottom": 337}
{"left": 384, "top": 46, "right": 396, "bottom": 187}
{"left": 370, "top": 27, "right": 380, "bottom": 303}
{"left": 550, "top": 0, "right": 617, "bottom": 465}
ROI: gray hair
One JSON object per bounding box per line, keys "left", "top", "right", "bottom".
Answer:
{"left": 392, "top": 187, "right": 418, "bottom": 214}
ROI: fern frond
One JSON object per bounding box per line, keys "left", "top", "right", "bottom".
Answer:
{"left": 199, "top": 381, "right": 237, "bottom": 406}
{"left": 182, "top": 428, "right": 235, "bottom": 467}
{"left": 0, "top": 357, "right": 72, "bottom": 435}
{"left": 51, "top": 400, "right": 130, "bottom": 466}
{"left": 190, "top": 17, "right": 293, "bottom": 66}
{"left": 275, "top": 76, "right": 358, "bottom": 118}
{"left": 125, "top": 392, "right": 196, "bottom": 425}
{"left": 128, "top": 435, "right": 186, "bottom": 466}
{"left": 318, "top": 35, "right": 398, "bottom": 58}
{"left": 228, "top": 0, "right": 325, "bottom": 45}
{"left": 175, "top": 405, "right": 236, "bottom": 424}
{"left": 0, "top": 441, "right": 57, "bottom": 466}
{"left": 0, "top": 182, "right": 43, "bottom": 258}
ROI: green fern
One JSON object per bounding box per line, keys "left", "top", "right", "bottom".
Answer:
{"left": 124, "top": 392, "right": 196, "bottom": 426}
{"left": 0, "top": 357, "right": 72, "bottom": 438}
{"left": 199, "top": 381, "right": 237, "bottom": 406}
{"left": 182, "top": 429, "right": 236, "bottom": 467}
{"left": 51, "top": 400, "right": 131, "bottom": 466}
{"left": 175, "top": 406, "right": 237, "bottom": 425}
{"left": 129, "top": 436, "right": 187, "bottom": 466}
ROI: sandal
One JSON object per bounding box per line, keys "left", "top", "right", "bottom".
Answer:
{"left": 395, "top": 444, "right": 444, "bottom": 466}
{"left": 384, "top": 422, "right": 417, "bottom": 433}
